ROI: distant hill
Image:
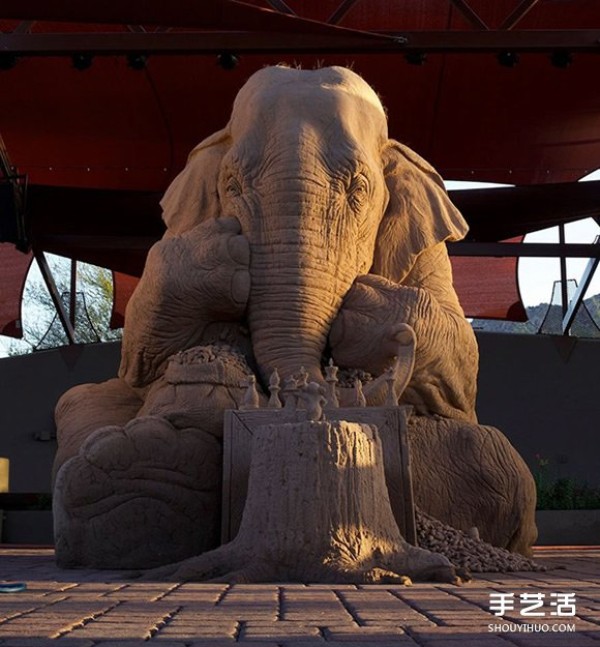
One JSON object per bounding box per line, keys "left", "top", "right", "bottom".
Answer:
{"left": 472, "top": 293, "right": 600, "bottom": 337}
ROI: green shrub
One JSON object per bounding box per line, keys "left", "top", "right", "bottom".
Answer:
{"left": 533, "top": 454, "right": 600, "bottom": 510}
{"left": 536, "top": 478, "right": 600, "bottom": 510}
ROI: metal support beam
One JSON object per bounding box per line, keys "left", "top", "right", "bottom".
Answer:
{"left": 448, "top": 241, "right": 600, "bottom": 258}
{"left": 500, "top": 0, "right": 540, "bottom": 31}
{"left": 0, "top": 30, "right": 397, "bottom": 55}
{"left": 0, "top": 132, "right": 16, "bottom": 182}
{"left": 0, "top": 131, "right": 28, "bottom": 251}
{"left": 264, "top": 0, "right": 296, "bottom": 16}
{"left": 1, "top": 30, "right": 599, "bottom": 56}
{"left": 328, "top": 0, "right": 361, "bottom": 25}
{"left": 558, "top": 224, "right": 569, "bottom": 320}
{"left": 562, "top": 236, "right": 600, "bottom": 335}
{"left": 69, "top": 259, "right": 77, "bottom": 330}
{"left": 449, "top": 0, "right": 489, "bottom": 30}
{"left": 382, "top": 29, "right": 600, "bottom": 52}
{"left": 34, "top": 251, "right": 76, "bottom": 345}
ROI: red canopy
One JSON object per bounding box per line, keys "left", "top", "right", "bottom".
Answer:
{"left": 0, "top": 244, "right": 32, "bottom": 338}
{"left": 3, "top": 2, "right": 600, "bottom": 188}
{"left": 2, "top": 0, "right": 600, "bottom": 335}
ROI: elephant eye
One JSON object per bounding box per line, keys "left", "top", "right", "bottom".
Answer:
{"left": 347, "top": 175, "right": 369, "bottom": 212}
{"left": 225, "top": 176, "right": 243, "bottom": 198}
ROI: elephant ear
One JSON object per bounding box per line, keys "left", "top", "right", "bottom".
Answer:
{"left": 371, "top": 140, "right": 468, "bottom": 283}
{"left": 160, "top": 127, "right": 231, "bottom": 236}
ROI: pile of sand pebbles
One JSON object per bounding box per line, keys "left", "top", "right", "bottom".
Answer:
{"left": 416, "top": 508, "right": 544, "bottom": 573}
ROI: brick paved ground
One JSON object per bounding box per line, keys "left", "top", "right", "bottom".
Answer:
{"left": 0, "top": 547, "right": 599, "bottom": 646}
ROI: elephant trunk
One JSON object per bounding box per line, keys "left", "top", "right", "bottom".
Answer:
{"left": 246, "top": 221, "right": 356, "bottom": 386}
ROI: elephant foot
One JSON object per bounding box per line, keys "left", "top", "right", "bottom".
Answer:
{"left": 409, "top": 416, "right": 538, "bottom": 557}
{"left": 53, "top": 378, "right": 143, "bottom": 482}
{"left": 53, "top": 416, "right": 223, "bottom": 569}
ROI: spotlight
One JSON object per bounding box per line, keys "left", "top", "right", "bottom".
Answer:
{"left": 0, "top": 54, "right": 17, "bottom": 71}
{"left": 497, "top": 51, "right": 519, "bottom": 68}
{"left": 405, "top": 52, "right": 427, "bottom": 66}
{"left": 217, "top": 52, "right": 240, "bottom": 70}
{"left": 72, "top": 53, "right": 93, "bottom": 71}
{"left": 551, "top": 50, "right": 572, "bottom": 68}
{"left": 127, "top": 54, "right": 147, "bottom": 70}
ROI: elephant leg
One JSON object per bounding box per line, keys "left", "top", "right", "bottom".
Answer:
{"left": 408, "top": 415, "right": 538, "bottom": 557}
{"left": 54, "top": 417, "right": 223, "bottom": 569}
{"left": 53, "top": 378, "right": 143, "bottom": 484}
{"left": 329, "top": 273, "right": 478, "bottom": 422}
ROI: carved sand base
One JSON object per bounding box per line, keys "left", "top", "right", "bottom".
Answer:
{"left": 142, "top": 420, "right": 464, "bottom": 584}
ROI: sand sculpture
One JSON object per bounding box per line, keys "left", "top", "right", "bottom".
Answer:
{"left": 53, "top": 65, "right": 537, "bottom": 581}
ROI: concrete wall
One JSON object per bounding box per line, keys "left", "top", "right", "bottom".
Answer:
{"left": 0, "top": 332, "right": 599, "bottom": 492}
{"left": 0, "top": 342, "right": 121, "bottom": 492}
{"left": 476, "top": 332, "right": 600, "bottom": 487}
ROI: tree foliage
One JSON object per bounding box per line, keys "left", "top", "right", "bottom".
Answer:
{"left": 7, "top": 255, "right": 122, "bottom": 356}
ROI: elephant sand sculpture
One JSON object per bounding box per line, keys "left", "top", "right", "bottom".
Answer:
{"left": 53, "top": 65, "right": 537, "bottom": 571}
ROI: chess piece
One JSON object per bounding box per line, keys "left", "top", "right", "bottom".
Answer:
{"left": 324, "top": 358, "right": 340, "bottom": 408}
{"left": 296, "top": 366, "right": 309, "bottom": 389}
{"left": 268, "top": 369, "right": 283, "bottom": 409}
{"left": 240, "top": 374, "right": 260, "bottom": 410}
{"left": 298, "top": 382, "right": 327, "bottom": 421}
{"left": 353, "top": 378, "right": 367, "bottom": 407}
{"left": 282, "top": 376, "right": 298, "bottom": 411}
{"left": 384, "top": 363, "right": 398, "bottom": 406}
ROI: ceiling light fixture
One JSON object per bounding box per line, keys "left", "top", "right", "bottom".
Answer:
{"left": 550, "top": 50, "right": 573, "bottom": 68}
{"left": 497, "top": 51, "right": 520, "bottom": 68}
{"left": 127, "top": 54, "right": 147, "bottom": 70}
{"left": 72, "top": 53, "right": 93, "bottom": 71}
{"left": 217, "top": 52, "right": 240, "bottom": 70}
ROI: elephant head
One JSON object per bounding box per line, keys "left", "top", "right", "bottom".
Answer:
{"left": 160, "top": 65, "right": 468, "bottom": 386}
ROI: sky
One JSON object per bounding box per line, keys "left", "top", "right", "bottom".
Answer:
{"left": 2, "top": 170, "right": 600, "bottom": 357}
